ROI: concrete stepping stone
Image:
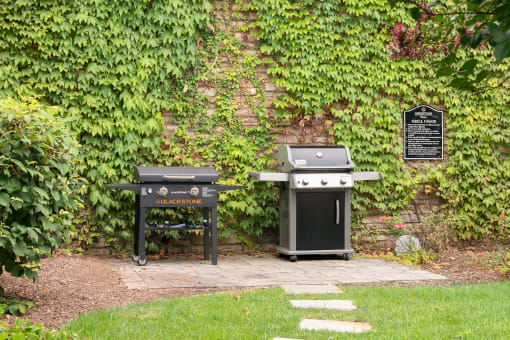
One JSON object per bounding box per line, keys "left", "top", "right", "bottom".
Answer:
{"left": 280, "top": 284, "right": 343, "bottom": 294}
{"left": 300, "top": 319, "right": 371, "bottom": 333}
{"left": 290, "top": 299, "right": 356, "bottom": 311}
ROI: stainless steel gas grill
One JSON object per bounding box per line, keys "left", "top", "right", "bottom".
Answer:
{"left": 250, "top": 145, "right": 380, "bottom": 261}
{"left": 107, "top": 167, "right": 245, "bottom": 266}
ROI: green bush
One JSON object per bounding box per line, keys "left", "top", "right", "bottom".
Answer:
{"left": 0, "top": 318, "right": 79, "bottom": 340}
{"left": 0, "top": 98, "right": 81, "bottom": 283}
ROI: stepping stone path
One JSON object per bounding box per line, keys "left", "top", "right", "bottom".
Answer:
{"left": 275, "top": 284, "right": 372, "bottom": 338}
{"left": 289, "top": 299, "right": 356, "bottom": 311}
{"left": 300, "top": 319, "right": 372, "bottom": 333}
{"left": 281, "top": 284, "right": 343, "bottom": 294}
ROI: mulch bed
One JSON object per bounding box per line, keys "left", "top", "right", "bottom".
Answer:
{"left": 0, "top": 241, "right": 506, "bottom": 330}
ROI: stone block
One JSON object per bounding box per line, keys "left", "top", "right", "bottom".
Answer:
{"left": 394, "top": 235, "right": 421, "bottom": 256}
{"left": 203, "top": 88, "right": 216, "bottom": 97}
{"left": 290, "top": 300, "right": 356, "bottom": 311}
{"left": 362, "top": 216, "right": 382, "bottom": 224}
{"left": 234, "top": 32, "right": 244, "bottom": 41}
{"left": 300, "top": 319, "right": 371, "bottom": 333}
{"left": 243, "top": 117, "right": 260, "bottom": 127}
{"left": 401, "top": 213, "right": 420, "bottom": 223}
{"left": 265, "top": 82, "right": 277, "bottom": 91}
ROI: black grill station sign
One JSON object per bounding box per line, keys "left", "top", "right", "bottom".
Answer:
{"left": 404, "top": 105, "right": 443, "bottom": 160}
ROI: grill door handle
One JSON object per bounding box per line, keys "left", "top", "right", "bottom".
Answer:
{"left": 162, "top": 175, "right": 196, "bottom": 181}
{"left": 335, "top": 199, "right": 340, "bottom": 225}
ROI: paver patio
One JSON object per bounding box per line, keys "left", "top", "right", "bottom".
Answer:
{"left": 111, "top": 255, "right": 447, "bottom": 290}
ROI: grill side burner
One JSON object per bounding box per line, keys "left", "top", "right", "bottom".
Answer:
{"left": 250, "top": 145, "right": 381, "bottom": 261}
{"left": 108, "top": 166, "right": 245, "bottom": 266}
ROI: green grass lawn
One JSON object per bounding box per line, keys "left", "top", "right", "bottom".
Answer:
{"left": 66, "top": 281, "right": 510, "bottom": 339}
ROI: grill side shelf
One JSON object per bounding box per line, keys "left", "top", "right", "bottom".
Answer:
{"left": 106, "top": 184, "right": 141, "bottom": 193}
{"left": 216, "top": 184, "right": 248, "bottom": 191}
{"left": 248, "top": 172, "right": 289, "bottom": 182}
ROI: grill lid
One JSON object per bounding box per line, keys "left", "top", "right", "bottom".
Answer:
{"left": 278, "top": 145, "right": 354, "bottom": 172}
{"left": 135, "top": 166, "right": 219, "bottom": 183}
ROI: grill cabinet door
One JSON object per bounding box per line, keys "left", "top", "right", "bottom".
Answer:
{"left": 295, "top": 191, "right": 345, "bottom": 250}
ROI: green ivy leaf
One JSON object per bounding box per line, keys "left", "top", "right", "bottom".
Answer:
{"left": 0, "top": 192, "right": 9, "bottom": 207}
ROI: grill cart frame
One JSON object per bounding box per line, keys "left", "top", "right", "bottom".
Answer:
{"left": 108, "top": 166, "right": 245, "bottom": 266}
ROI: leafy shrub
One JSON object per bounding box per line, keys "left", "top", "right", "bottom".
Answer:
{"left": 0, "top": 297, "right": 35, "bottom": 315}
{"left": 415, "top": 210, "right": 458, "bottom": 256}
{"left": 0, "top": 98, "right": 81, "bottom": 283}
{"left": 0, "top": 318, "right": 79, "bottom": 340}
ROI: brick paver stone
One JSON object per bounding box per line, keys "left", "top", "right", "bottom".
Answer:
{"left": 300, "top": 319, "right": 372, "bottom": 333}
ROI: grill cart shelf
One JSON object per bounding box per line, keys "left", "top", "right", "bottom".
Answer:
{"left": 250, "top": 145, "right": 381, "bottom": 262}
{"left": 108, "top": 167, "right": 245, "bottom": 266}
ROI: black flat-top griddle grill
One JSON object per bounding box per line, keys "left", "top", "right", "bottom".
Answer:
{"left": 108, "top": 166, "right": 245, "bottom": 265}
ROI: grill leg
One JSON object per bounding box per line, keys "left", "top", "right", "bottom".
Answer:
{"left": 203, "top": 208, "right": 209, "bottom": 260}
{"left": 137, "top": 207, "right": 147, "bottom": 265}
{"left": 211, "top": 207, "right": 218, "bottom": 265}
{"left": 133, "top": 195, "right": 140, "bottom": 257}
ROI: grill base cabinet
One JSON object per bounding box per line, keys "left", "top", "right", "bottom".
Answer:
{"left": 278, "top": 183, "right": 353, "bottom": 258}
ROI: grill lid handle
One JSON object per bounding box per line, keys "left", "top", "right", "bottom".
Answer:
{"left": 162, "top": 175, "right": 196, "bottom": 181}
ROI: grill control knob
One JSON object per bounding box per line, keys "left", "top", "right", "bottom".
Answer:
{"left": 147, "top": 188, "right": 153, "bottom": 194}
{"left": 158, "top": 186, "right": 168, "bottom": 196}
{"left": 321, "top": 178, "right": 328, "bottom": 185}
{"left": 340, "top": 178, "right": 347, "bottom": 185}
{"left": 302, "top": 179, "right": 309, "bottom": 186}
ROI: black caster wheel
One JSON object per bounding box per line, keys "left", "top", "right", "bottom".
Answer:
{"left": 131, "top": 254, "right": 139, "bottom": 262}
{"left": 137, "top": 257, "right": 147, "bottom": 266}
{"left": 343, "top": 253, "right": 350, "bottom": 261}
{"left": 290, "top": 255, "right": 298, "bottom": 262}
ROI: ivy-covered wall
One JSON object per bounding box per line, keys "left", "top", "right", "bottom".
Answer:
{"left": 246, "top": 0, "right": 509, "bottom": 242}
{"left": 0, "top": 0, "right": 508, "bottom": 252}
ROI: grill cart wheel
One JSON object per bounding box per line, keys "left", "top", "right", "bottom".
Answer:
{"left": 137, "top": 257, "right": 147, "bottom": 266}
{"left": 290, "top": 255, "right": 298, "bottom": 262}
{"left": 131, "top": 255, "right": 139, "bottom": 262}
{"left": 343, "top": 253, "right": 350, "bottom": 261}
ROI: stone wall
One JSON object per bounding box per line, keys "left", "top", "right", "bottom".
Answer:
{"left": 161, "top": 2, "right": 448, "bottom": 252}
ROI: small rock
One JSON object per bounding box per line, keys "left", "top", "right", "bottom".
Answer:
{"left": 393, "top": 235, "right": 421, "bottom": 256}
